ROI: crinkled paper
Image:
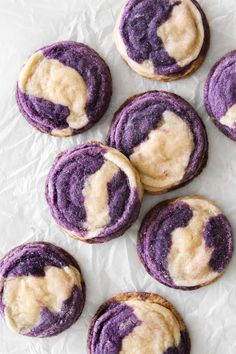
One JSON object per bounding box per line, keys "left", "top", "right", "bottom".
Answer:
{"left": 0, "top": 0, "right": 235, "bottom": 353}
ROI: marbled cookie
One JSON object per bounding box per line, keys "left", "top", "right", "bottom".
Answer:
{"left": 204, "top": 50, "right": 236, "bottom": 141}
{"left": 138, "top": 195, "right": 234, "bottom": 290}
{"left": 114, "top": 0, "right": 210, "bottom": 81}
{"left": 0, "top": 242, "right": 85, "bottom": 337}
{"left": 88, "top": 292, "right": 191, "bottom": 354}
{"left": 16, "top": 41, "right": 112, "bottom": 136}
{"left": 46, "top": 142, "right": 143, "bottom": 243}
{"left": 107, "top": 91, "right": 208, "bottom": 194}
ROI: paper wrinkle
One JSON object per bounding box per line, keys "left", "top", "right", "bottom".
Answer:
{"left": 0, "top": 0, "right": 236, "bottom": 353}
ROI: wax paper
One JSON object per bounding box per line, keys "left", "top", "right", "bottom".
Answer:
{"left": 0, "top": 0, "right": 236, "bottom": 353}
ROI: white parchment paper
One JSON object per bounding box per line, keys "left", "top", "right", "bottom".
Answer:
{"left": 0, "top": 0, "right": 236, "bottom": 353}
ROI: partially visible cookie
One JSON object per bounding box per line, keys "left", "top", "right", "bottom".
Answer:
{"left": 204, "top": 50, "right": 236, "bottom": 141}
{"left": 16, "top": 41, "right": 112, "bottom": 136}
{"left": 138, "top": 195, "right": 234, "bottom": 290}
{"left": 107, "top": 91, "right": 208, "bottom": 194}
{"left": 46, "top": 142, "right": 143, "bottom": 243}
{"left": 114, "top": 0, "right": 210, "bottom": 81}
{"left": 0, "top": 242, "right": 85, "bottom": 337}
{"left": 88, "top": 292, "right": 191, "bottom": 354}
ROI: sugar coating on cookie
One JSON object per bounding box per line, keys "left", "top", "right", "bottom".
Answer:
{"left": 204, "top": 50, "right": 236, "bottom": 141}
{"left": 107, "top": 91, "right": 208, "bottom": 194}
{"left": 138, "top": 196, "right": 234, "bottom": 290}
{"left": 88, "top": 292, "right": 191, "bottom": 354}
{"left": 46, "top": 142, "right": 143, "bottom": 243}
{"left": 0, "top": 242, "right": 85, "bottom": 337}
{"left": 114, "top": 0, "right": 210, "bottom": 80}
{"left": 16, "top": 41, "right": 112, "bottom": 136}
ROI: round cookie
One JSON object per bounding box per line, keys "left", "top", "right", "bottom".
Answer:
{"left": 107, "top": 91, "right": 208, "bottom": 194}
{"left": 114, "top": 0, "right": 210, "bottom": 81}
{"left": 138, "top": 195, "right": 234, "bottom": 290}
{"left": 16, "top": 41, "right": 112, "bottom": 136}
{"left": 0, "top": 242, "right": 85, "bottom": 337}
{"left": 204, "top": 50, "right": 236, "bottom": 141}
{"left": 88, "top": 292, "right": 191, "bottom": 354}
{"left": 46, "top": 142, "right": 143, "bottom": 243}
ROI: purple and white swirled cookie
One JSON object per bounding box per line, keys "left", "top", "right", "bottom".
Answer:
{"left": 107, "top": 91, "right": 208, "bottom": 194}
{"left": 204, "top": 50, "right": 236, "bottom": 141}
{"left": 88, "top": 292, "right": 191, "bottom": 354}
{"left": 46, "top": 142, "right": 143, "bottom": 243}
{"left": 138, "top": 195, "right": 234, "bottom": 290}
{"left": 16, "top": 41, "right": 112, "bottom": 136}
{"left": 0, "top": 242, "right": 85, "bottom": 337}
{"left": 114, "top": 0, "right": 210, "bottom": 81}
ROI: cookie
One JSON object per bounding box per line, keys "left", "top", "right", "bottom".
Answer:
{"left": 114, "top": 0, "right": 210, "bottom": 81}
{"left": 16, "top": 41, "right": 112, "bottom": 136}
{"left": 138, "top": 195, "right": 234, "bottom": 290}
{"left": 0, "top": 242, "right": 85, "bottom": 337}
{"left": 87, "top": 292, "right": 191, "bottom": 354}
{"left": 46, "top": 142, "right": 143, "bottom": 243}
{"left": 107, "top": 91, "right": 208, "bottom": 194}
{"left": 204, "top": 50, "right": 236, "bottom": 141}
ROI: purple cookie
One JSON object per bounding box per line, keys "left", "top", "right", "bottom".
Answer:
{"left": 16, "top": 41, "right": 112, "bottom": 136}
{"left": 114, "top": 0, "right": 210, "bottom": 81}
{"left": 107, "top": 91, "right": 208, "bottom": 194}
{"left": 46, "top": 142, "right": 143, "bottom": 243}
{"left": 138, "top": 195, "right": 234, "bottom": 290}
{"left": 88, "top": 292, "right": 191, "bottom": 354}
{"left": 0, "top": 242, "right": 85, "bottom": 337}
{"left": 204, "top": 50, "right": 236, "bottom": 141}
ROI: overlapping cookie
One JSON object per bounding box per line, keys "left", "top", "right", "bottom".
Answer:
{"left": 107, "top": 91, "right": 208, "bottom": 194}
{"left": 16, "top": 41, "right": 112, "bottom": 136}
{"left": 88, "top": 292, "right": 191, "bottom": 354}
{"left": 46, "top": 142, "right": 143, "bottom": 243}
{"left": 138, "top": 195, "right": 234, "bottom": 290}
{"left": 114, "top": 0, "right": 210, "bottom": 81}
{"left": 204, "top": 50, "right": 236, "bottom": 141}
{"left": 0, "top": 242, "right": 85, "bottom": 337}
